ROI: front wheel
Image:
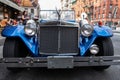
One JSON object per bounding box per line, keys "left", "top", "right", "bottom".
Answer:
{"left": 3, "top": 38, "right": 29, "bottom": 71}
{"left": 92, "top": 38, "right": 114, "bottom": 71}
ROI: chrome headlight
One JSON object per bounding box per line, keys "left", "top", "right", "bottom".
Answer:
{"left": 90, "top": 44, "right": 99, "bottom": 55}
{"left": 81, "top": 24, "right": 93, "bottom": 37}
{"left": 24, "top": 19, "right": 37, "bottom": 36}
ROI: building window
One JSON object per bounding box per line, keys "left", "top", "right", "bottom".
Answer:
{"left": 102, "top": 10, "right": 105, "bottom": 13}
{"left": 108, "top": 13, "right": 112, "bottom": 18}
{"left": 94, "top": 14, "right": 96, "bottom": 19}
{"left": 77, "top": 11, "right": 80, "bottom": 17}
{"left": 115, "top": 4, "right": 118, "bottom": 6}
{"left": 104, "top": 0, "right": 106, "bottom": 2}
{"left": 103, "top": 3, "right": 105, "bottom": 6}
{"left": 95, "top": 7, "right": 96, "bottom": 11}
{"left": 98, "top": 14, "right": 100, "bottom": 19}
{"left": 31, "top": 9, "right": 34, "bottom": 14}
{"left": 103, "top": 4, "right": 106, "bottom": 10}
{"left": 91, "top": 16, "right": 92, "bottom": 20}
{"left": 98, "top": 6, "right": 100, "bottom": 12}
{"left": 25, "top": 8, "right": 28, "bottom": 11}
{"left": 110, "top": 4, "right": 112, "bottom": 10}
{"left": 102, "top": 14, "right": 105, "bottom": 18}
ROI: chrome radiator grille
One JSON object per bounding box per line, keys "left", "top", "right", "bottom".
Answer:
{"left": 39, "top": 25, "right": 79, "bottom": 54}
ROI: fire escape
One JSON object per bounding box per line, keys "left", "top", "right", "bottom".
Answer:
{"left": 82, "top": 0, "right": 93, "bottom": 22}
{"left": 109, "top": 0, "right": 118, "bottom": 27}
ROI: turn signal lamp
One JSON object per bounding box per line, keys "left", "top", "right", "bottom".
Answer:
{"left": 98, "top": 21, "right": 103, "bottom": 27}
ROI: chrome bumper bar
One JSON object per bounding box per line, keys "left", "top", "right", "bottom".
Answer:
{"left": 0, "top": 56, "right": 120, "bottom": 68}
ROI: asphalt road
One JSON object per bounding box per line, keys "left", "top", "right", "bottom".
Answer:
{"left": 0, "top": 33, "right": 120, "bottom": 80}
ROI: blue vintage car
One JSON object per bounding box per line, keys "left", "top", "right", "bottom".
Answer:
{"left": 1, "top": 10, "right": 120, "bottom": 71}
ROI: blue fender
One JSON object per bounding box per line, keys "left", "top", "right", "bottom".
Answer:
{"left": 80, "top": 25, "right": 113, "bottom": 56}
{"left": 94, "top": 25, "right": 113, "bottom": 37}
{"left": 1, "top": 25, "right": 39, "bottom": 56}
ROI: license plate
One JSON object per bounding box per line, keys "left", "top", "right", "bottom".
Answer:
{"left": 47, "top": 56, "right": 73, "bottom": 69}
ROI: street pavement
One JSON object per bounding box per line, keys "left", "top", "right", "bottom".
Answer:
{"left": 0, "top": 37, "right": 5, "bottom": 46}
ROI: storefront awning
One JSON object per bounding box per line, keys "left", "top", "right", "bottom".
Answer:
{"left": 0, "top": 0, "right": 24, "bottom": 12}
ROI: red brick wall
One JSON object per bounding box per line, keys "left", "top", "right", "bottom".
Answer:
{"left": 71, "top": 0, "right": 120, "bottom": 25}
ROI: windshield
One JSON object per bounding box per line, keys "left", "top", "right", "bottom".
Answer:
{"left": 39, "top": 10, "right": 75, "bottom": 21}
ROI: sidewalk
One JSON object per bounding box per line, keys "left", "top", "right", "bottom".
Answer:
{"left": 0, "top": 35, "right": 5, "bottom": 40}
{"left": 0, "top": 32, "right": 5, "bottom": 39}
{"left": 112, "top": 27, "right": 120, "bottom": 33}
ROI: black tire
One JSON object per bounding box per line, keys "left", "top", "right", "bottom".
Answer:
{"left": 92, "top": 37, "right": 114, "bottom": 71}
{"left": 3, "top": 38, "right": 28, "bottom": 71}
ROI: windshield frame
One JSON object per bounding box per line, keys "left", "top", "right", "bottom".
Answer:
{"left": 39, "top": 10, "right": 75, "bottom": 21}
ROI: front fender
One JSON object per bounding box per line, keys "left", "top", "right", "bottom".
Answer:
{"left": 79, "top": 35, "right": 97, "bottom": 56}
{"left": 80, "top": 25, "right": 113, "bottom": 56}
{"left": 94, "top": 25, "right": 113, "bottom": 37}
{"left": 1, "top": 25, "right": 38, "bottom": 56}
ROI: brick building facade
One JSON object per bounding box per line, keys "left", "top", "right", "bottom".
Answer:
{"left": 71, "top": 0, "right": 120, "bottom": 27}
{"left": 93, "top": 0, "right": 120, "bottom": 26}
{"left": 20, "top": 0, "right": 40, "bottom": 17}
{"left": 71, "top": 0, "right": 90, "bottom": 21}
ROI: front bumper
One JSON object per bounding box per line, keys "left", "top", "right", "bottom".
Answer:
{"left": 0, "top": 56, "right": 120, "bottom": 69}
